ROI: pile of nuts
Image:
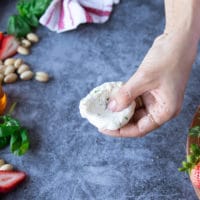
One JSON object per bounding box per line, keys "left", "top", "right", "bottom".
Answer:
{"left": 17, "top": 32, "right": 39, "bottom": 55}
{"left": 0, "top": 32, "right": 49, "bottom": 84}
{"left": 0, "top": 159, "right": 14, "bottom": 171}
{"left": 0, "top": 58, "right": 49, "bottom": 84}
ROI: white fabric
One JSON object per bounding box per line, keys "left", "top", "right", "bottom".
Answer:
{"left": 39, "top": 0, "right": 120, "bottom": 33}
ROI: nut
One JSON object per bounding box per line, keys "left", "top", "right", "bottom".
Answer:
{"left": 21, "top": 39, "right": 31, "bottom": 48}
{"left": 4, "top": 73, "right": 18, "bottom": 83}
{"left": 0, "top": 65, "right": 6, "bottom": 74}
{"left": 14, "top": 58, "right": 23, "bottom": 69}
{"left": 20, "top": 70, "right": 34, "bottom": 80}
{"left": 0, "top": 159, "right": 5, "bottom": 167}
{"left": 35, "top": 72, "right": 49, "bottom": 82}
{"left": 17, "top": 64, "right": 30, "bottom": 74}
{"left": 0, "top": 164, "right": 14, "bottom": 171}
{"left": 17, "top": 46, "right": 29, "bottom": 55}
{"left": 4, "top": 58, "right": 15, "bottom": 66}
{"left": 27, "top": 33, "right": 39, "bottom": 43}
{"left": 4, "top": 65, "right": 15, "bottom": 75}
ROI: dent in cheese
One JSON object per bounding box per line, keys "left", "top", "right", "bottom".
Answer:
{"left": 79, "top": 82, "right": 136, "bottom": 130}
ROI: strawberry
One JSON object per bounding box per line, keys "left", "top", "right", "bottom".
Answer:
{"left": 0, "top": 32, "right": 3, "bottom": 44}
{"left": 0, "top": 171, "right": 26, "bottom": 193}
{"left": 191, "top": 163, "right": 200, "bottom": 188}
{"left": 0, "top": 34, "right": 19, "bottom": 60}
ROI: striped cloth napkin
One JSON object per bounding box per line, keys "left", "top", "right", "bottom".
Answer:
{"left": 39, "top": 0, "right": 120, "bottom": 33}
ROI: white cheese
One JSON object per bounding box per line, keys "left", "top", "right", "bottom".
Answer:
{"left": 79, "top": 82, "right": 136, "bottom": 130}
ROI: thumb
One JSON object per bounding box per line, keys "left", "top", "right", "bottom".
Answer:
{"left": 108, "top": 72, "right": 149, "bottom": 112}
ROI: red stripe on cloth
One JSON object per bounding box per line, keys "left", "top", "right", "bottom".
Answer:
{"left": 58, "top": 0, "right": 65, "bottom": 29}
{"left": 45, "top": 5, "right": 56, "bottom": 25}
{"left": 85, "top": 11, "right": 93, "bottom": 23}
{"left": 82, "top": 6, "right": 111, "bottom": 17}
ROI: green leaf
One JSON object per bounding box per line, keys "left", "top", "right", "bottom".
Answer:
{"left": 17, "top": 0, "right": 52, "bottom": 27}
{"left": 0, "top": 137, "right": 10, "bottom": 149}
{"left": 0, "top": 114, "right": 30, "bottom": 156}
{"left": 17, "top": 0, "right": 52, "bottom": 17}
{"left": 0, "top": 126, "right": 20, "bottom": 137}
{"left": 25, "top": 14, "right": 39, "bottom": 27}
{"left": 187, "top": 154, "right": 197, "bottom": 163}
{"left": 178, "top": 167, "right": 187, "bottom": 172}
{"left": 0, "top": 115, "right": 20, "bottom": 127}
{"left": 190, "top": 144, "right": 200, "bottom": 155}
{"left": 189, "top": 126, "right": 200, "bottom": 137}
{"left": 7, "top": 15, "right": 31, "bottom": 37}
{"left": 179, "top": 144, "right": 200, "bottom": 174}
{"left": 10, "top": 128, "right": 29, "bottom": 156}
{"left": 182, "top": 161, "right": 191, "bottom": 168}
{"left": 7, "top": 0, "right": 52, "bottom": 37}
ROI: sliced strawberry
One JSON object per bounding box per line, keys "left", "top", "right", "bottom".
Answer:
{"left": 191, "top": 163, "right": 200, "bottom": 188}
{"left": 0, "top": 35, "right": 19, "bottom": 60}
{"left": 0, "top": 171, "right": 26, "bottom": 193}
{"left": 0, "top": 32, "right": 3, "bottom": 45}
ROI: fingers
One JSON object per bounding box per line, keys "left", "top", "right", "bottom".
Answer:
{"left": 108, "top": 72, "right": 150, "bottom": 112}
{"left": 135, "top": 96, "right": 144, "bottom": 110}
{"left": 99, "top": 108, "right": 160, "bottom": 138}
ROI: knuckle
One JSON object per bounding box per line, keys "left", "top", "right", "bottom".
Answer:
{"left": 118, "top": 87, "right": 132, "bottom": 107}
{"left": 136, "top": 70, "right": 147, "bottom": 80}
{"left": 136, "top": 125, "right": 147, "bottom": 138}
{"left": 164, "top": 103, "right": 182, "bottom": 120}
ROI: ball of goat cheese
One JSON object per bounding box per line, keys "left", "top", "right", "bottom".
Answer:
{"left": 79, "top": 82, "right": 136, "bottom": 130}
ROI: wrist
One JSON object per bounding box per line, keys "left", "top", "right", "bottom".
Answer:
{"left": 153, "top": 31, "right": 198, "bottom": 74}
{"left": 164, "top": 0, "right": 200, "bottom": 43}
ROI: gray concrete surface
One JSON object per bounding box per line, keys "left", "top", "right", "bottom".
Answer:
{"left": 0, "top": 0, "right": 200, "bottom": 199}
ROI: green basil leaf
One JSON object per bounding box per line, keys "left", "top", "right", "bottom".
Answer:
{"left": 0, "top": 126, "right": 20, "bottom": 137}
{"left": 8, "top": 0, "right": 52, "bottom": 37}
{"left": 0, "top": 137, "right": 10, "bottom": 149}
{"left": 1, "top": 115, "right": 20, "bottom": 127}
{"left": 24, "top": 14, "right": 39, "bottom": 27}
{"left": 10, "top": 132, "right": 21, "bottom": 151}
{"left": 17, "top": 0, "right": 52, "bottom": 17}
{"left": 0, "top": 110, "right": 30, "bottom": 156}
{"left": 10, "top": 128, "right": 29, "bottom": 156}
{"left": 7, "top": 15, "right": 31, "bottom": 37}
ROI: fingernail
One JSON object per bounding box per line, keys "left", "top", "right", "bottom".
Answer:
{"left": 108, "top": 100, "right": 117, "bottom": 111}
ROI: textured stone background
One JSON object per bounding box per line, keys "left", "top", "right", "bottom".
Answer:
{"left": 0, "top": 0, "right": 200, "bottom": 199}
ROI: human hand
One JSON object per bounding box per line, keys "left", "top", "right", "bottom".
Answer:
{"left": 99, "top": 32, "right": 199, "bottom": 137}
